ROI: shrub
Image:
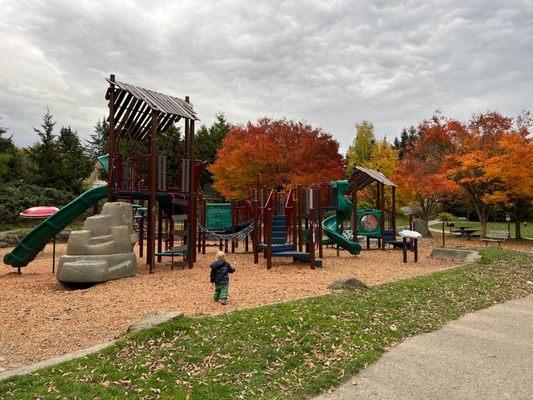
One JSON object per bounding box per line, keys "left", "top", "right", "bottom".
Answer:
{"left": 0, "top": 182, "right": 75, "bottom": 224}
{"left": 438, "top": 212, "right": 454, "bottom": 222}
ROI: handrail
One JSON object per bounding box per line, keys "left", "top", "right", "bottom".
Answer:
{"left": 264, "top": 188, "right": 275, "bottom": 210}
{"left": 284, "top": 188, "right": 294, "bottom": 234}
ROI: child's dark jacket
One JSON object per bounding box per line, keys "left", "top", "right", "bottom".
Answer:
{"left": 210, "top": 260, "right": 235, "bottom": 284}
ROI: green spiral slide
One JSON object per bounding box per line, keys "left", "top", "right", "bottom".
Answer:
{"left": 322, "top": 180, "right": 362, "bottom": 255}
{"left": 3, "top": 156, "right": 109, "bottom": 270}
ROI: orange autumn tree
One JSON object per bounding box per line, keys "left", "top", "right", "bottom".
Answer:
{"left": 444, "top": 111, "right": 531, "bottom": 237}
{"left": 394, "top": 114, "right": 458, "bottom": 224}
{"left": 209, "top": 118, "right": 345, "bottom": 199}
{"left": 482, "top": 113, "right": 533, "bottom": 238}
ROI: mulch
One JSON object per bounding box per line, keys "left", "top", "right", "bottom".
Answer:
{"left": 0, "top": 239, "right": 471, "bottom": 373}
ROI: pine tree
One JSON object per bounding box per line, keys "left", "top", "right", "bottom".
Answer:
{"left": 196, "top": 113, "right": 230, "bottom": 190}
{"left": 86, "top": 117, "right": 109, "bottom": 159}
{"left": 34, "top": 108, "right": 56, "bottom": 146}
{"left": 57, "top": 126, "right": 92, "bottom": 193}
{"left": 0, "top": 119, "right": 15, "bottom": 181}
{"left": 28, "top": 109, "right": 63, "bottom": 188}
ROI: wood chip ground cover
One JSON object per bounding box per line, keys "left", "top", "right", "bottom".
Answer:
{"left": 0, "top": 247, "right": 531, "bottom": 399}
{"left": 0, "top": 239, "right": 460, "bottom": 372}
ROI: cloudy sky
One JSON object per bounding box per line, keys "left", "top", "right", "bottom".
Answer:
{"left": 1, "top": 0, "right": 532, "bottom": 153}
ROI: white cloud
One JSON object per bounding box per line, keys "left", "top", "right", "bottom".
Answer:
{"left": 0, "top": 0, "right": 532, "bottom": 153}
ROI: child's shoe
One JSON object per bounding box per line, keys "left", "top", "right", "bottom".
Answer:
{"left": 220, "top": 299, "right": 227, "bottom": 305}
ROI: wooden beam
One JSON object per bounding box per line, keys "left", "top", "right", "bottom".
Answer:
{"left": 309, "top": 205, "right": 315, "bottom": 270}
{"left": 147, "top": 109, "right": 158, "bottom": 272}
{"left": 253, "top": 194, "right": 259, "bottom": 264}
{"left": 380, "top": 183, "right": 385, "bottom": 251}
{"left": 107, "top": 74, "right": 116, "bottom": 201}
{"left": 392, "top": 186, "right": 396, "bottom": 239}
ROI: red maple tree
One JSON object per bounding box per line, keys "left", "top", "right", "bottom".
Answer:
{"left": 209, "top": 118, "right": 345, "bottom": 198}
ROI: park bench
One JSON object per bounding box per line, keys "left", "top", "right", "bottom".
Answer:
{"left": 481, "top": 230, "right": 509, "bottom": 246}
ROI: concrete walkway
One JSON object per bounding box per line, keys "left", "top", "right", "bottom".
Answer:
{"left": 315, "top": 295, "right": 533, "bottom": 400}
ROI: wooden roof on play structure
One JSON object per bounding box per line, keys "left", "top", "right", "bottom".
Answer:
{"left": 346, "top": 166, "right": 397, "bottom": 194}
{"left": 105, "top": 77, "right": 199, "bottom": 141}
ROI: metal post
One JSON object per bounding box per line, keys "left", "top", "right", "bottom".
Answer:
{"left": 442, "top": 221, "right": 446, "bottom": 247}
{"left": 414, "top": 238, "right": 418, "bottom": 262}
{"left": 52, "top": 235, "right": 56, "bottom": 274}
{"left": 402, "top": 237, "right": 407, "bottom": 263}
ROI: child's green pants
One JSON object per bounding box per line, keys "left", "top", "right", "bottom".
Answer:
{"left": 213, "top": 282, "right": 229, "bottom": 301}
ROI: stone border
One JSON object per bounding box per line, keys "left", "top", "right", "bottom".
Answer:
{"left": 0, "top": 341, "right": 115, "bottom": 381}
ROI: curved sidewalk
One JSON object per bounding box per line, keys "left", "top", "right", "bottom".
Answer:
{"left": 315, "top": 295, "right": 533, "bottom": 400}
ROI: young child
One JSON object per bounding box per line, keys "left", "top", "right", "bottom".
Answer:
{"left": 210, "top": 251, "right": 235, "bottom": 305}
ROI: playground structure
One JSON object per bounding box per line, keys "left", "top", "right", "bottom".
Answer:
{"left": 250, "top": 168, "right": 399, "bottom": 269}
{"left": 3, "top": 75, "right": 403, "bottom": 279}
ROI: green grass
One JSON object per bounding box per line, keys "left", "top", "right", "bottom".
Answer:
{"left": 1, "top": 249, "right": 532, "bottom": 399}
{"left": 429, "top": 220, "right": 532, "bottom": 238}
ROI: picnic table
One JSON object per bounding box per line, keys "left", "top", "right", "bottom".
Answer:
{"left": 451, "top": 226, "right": 479, "bottom": 240}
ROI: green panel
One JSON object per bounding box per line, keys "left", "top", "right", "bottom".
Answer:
{"left": 206, "top": 203, "right": 232, "bottom": 230}
{"left": 357, "top": 208, "right": 382, "bottom": 237}
{"left": 97, "top": 154, "right": 109, "bottom": 173}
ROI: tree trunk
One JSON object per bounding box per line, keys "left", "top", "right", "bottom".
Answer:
{"left": 473, "top": 202, "right": 489, "bottom": 238}
{"left": 479, "top": 208, "right": 489, "bottom": 238}
{"left": 513, "top": 205, "right": 521, "bottom": 239}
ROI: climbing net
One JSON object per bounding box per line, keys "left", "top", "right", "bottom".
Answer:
{"left": 197, "top": 221, "right": 256, "bottom": 241}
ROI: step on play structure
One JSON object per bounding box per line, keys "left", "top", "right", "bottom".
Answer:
{"left": 3, "top": 74, "right": 401, "bottom": 280}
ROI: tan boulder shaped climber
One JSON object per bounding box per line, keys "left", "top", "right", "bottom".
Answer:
{"left": 57, "top": 202, "right": 137, "bottom": 283}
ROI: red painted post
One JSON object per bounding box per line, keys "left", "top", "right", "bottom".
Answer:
{"left": 317, "top": 189, "right": 323, "bottom": 259}
{"left": 266, "top": 207, "right": 272, "bottom": 270}
{"left": 380, "top": 183, "right": 385, "bottom": 251}
{"left": 253, "top": 195, "right": 259, "bottom": 264}
{"left": 147, "top": 109, "right": 158, "bottom": 273}
{"left": 292, "top": 189, "right": 298, "bottom": 251}
{"left": 309, "top": 206, "right": 316, "bottom": 270}
{"left": 157, "top": 205, "right": 163, "bottom": 263}
{"left": 139, "top": 206, "right": 144, "bottom": 258}
{"left": 231, "top": 200, "right": 236, "bottom": 253}
{"left": 297, "top": 186, "right": 303, "bottom": 252}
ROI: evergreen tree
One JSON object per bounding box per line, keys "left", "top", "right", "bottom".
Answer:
{"left": 196, "top": 113, "right": 230, "bottom": 190}
{"left": 86, "top": 117, "right": 109, "bottom": 159}
{"left": 57, "top": 126, "right": 92, "bottom": 193}
{"left": 0, "top": 119, "right": 15, "bottom": 181}
{"left": 394, "top": 125, "right": 419, "bottom": 159}
{"left": 28, "top": 109, "right": 63, "bottom": 188}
